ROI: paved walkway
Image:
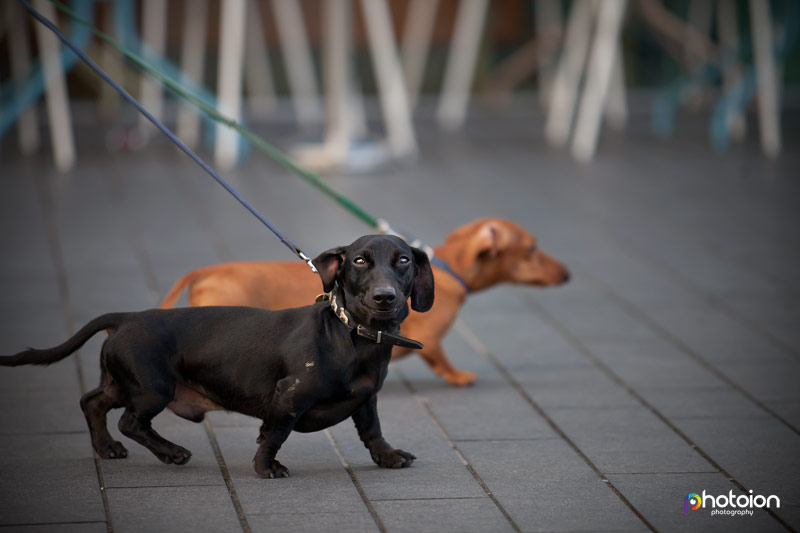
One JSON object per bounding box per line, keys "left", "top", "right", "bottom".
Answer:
{"left": 1, "top": 114, "right": 798, "bottom": 532}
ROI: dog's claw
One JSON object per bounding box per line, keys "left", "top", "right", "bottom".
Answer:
{"left": 97, "top": 440, "right": 129, "bottom": 460}
{"left": 256, "top": 459, "right": 290, "bottom": 479}
{"left": 372, "top": 448, "right": 416, "bottom": 469}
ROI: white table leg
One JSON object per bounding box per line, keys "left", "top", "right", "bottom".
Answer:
{"left": 749, "top": 0, "right": 781, "bottom": 158}
{"left": 176, "top": 0, "right": 208, "bottom": 148}
{"left": 571, "top": 0, "right": 627, "bottom": 163}
{"left": 215, "top": 0, "right": 247, "bottom": 170}
{"left": 535, "top": 0, "right": 562, "bottom": 108}
{"left": 401, "top": 0, "right": 439, "bottom": 110}
{"left": 7, "top": 1, "right": 40, "bottom": 155}
{"left": 272, "top": 0, "right": 323, "bottom": 128}
{"left": 436, "top": 0, "right": 489, "bottom": 131}
{"left": 245, "top": 0, "right": 276, "bottom": 120}
{"left": 361, "top": 0, "right": 417, "bottom": 158}
{"left": 32, "top": 0, "right": 75, "bottom": 171}
{"left": 139, "top": 0, "right": 167, "bottom": 140}
{"left": 544, "top": 0, "right": 595, "bottom": 147}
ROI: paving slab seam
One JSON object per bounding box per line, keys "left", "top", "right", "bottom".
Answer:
{"left": 0, "top": 521, "right": 109, "bottom": 528}
{"left": 35, "top": 174, "right": 115, "bottom": 533}
{"left": 324, "top": 429, "right": 388, "bottom": 533}
{"left": 105, "top": 483, "right": 229, "bottom": 490}
{"left": 203, "top": 419, "right": 252, "bottom": 533}
{"left": 453, "top": 437, "right": 562, "bottom": 443}
{"left": 370, "top": 496, "right": 491, "bottom": 502}
{"left": 517, "top": 297, "right": 796, "bottom": 532}
{"left": 453, "top": 321, "right": 659, "bottom": 533}
{"left": 572, "top": 267, "right": 800, "bottom": 437}
{"left": 399, "top": 369, "right": 525, "bottom": 533}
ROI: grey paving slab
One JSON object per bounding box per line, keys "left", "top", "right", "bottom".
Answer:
{"left": 543, "top": 407, "right": 715, "bottom": 474}
{"left": 582, "top": 339, "right": 729, "bottom": 390}
{"left": 0, "top": 523, "right": 108, "bottom": 533}
{"left": 105, "top": 485, "right": 242, "bottom": 533}
{"left": 607, "top": 472, "right": 786, "bottom": 533}
{"left": 327, "top": 385, "right": 489, "bottom": 501}
{"left": 100, "top": 411, "right": 226, "bottom": 488}
{"left": 669, "top": 417, "right": 800, "bottom": 528}
{"left": 373, "top": 498, "right": 515, "bottom": 533}
{"left": 247, "top": 511, "right": 379, "bottom": 533}
{"left": 0, "top": 433, "right": 105, "bottom": 527}
{"left": 211, "top": 426, "right": 373, "bottom": 521}
{"left": 460, "top": 438, "right": 645, "bottom": 532}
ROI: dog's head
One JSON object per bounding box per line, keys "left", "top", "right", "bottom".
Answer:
{"left": 313, "top": 235, "right": 434, "bottom": 328}
{"left": 447, "top": 218, "right": 570, "bottom": 289}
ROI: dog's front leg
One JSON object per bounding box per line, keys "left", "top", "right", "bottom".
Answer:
{"left": 253, "top": 376, "right": 310, "bottom": 478}
{"left": 352, "top": 395, "right": 416, "bottom": 468}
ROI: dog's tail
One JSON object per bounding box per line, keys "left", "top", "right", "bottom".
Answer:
{"left": 0, "top": 313, "right": 128, "bottom": 367}
{"left": 160, "top": 270, "right": 204, "bottom": 309}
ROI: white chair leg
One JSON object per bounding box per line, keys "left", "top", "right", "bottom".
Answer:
{"left": 176, "top": 0, "right": 208, "bottom": 148}
{"left": 604, "top": 52, "right": 627, "bottom": 130}
{"left": 749, "top": 0, "right": 781, "bottom": 158}
{"left": 32, "top": 0, "right": 75, "bottom": 171}
{"left": 361, "top": 0, "right": 418, "bottom": 158}
{"left": 571, "top": 0, "right": 627, "bottom": 163}
{"left": 401, "top": 0, "right": 439, "bottom": 110}
{"left": 6, "top": 1, "right": 40, "bottom": 155}
{"left": 272, "top": 0, "right": 323, "bottom": 128}
{"left": 535, "top": 0, "right": 562, "bottom": 108}
{"left": 244, "top": 0, "right": 276, "bottom": 120}
{"left": 139, "top": 0, "right": 168, "bottom": 140}
{"left": 544, "top": 0, "right": 595, "bottom": 147}
{"left": 215, "top": 0, "right": 247, "bottom": 170}
{"left": 322, "top": 0, "right": 352, "bottom": 161}
{"left": 436, "top": 0, "right": 490, "bottom": 131}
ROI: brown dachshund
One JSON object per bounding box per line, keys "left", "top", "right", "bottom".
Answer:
{"left": 161, "top": 218, "right": 570, "bottom": 385}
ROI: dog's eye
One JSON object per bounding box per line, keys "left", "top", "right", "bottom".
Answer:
{"left": 353, "top": 257, "right": 366, "bottom": 265}
{"left": 397, "top": 256, "right": 410, "bottom": 265}
{"left": 528, "top": 245, "right": 537, "bottom": 255}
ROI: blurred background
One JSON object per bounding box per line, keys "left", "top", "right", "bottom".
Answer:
{"left": 1, "top": 1, "right": 800, "bottom": 532}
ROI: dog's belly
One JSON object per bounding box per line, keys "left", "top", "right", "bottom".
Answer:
{"left": 168, "top": 384, "right": 225, "bottom": 422}
{"left": 293, "top": 397, "right": 366, "bottom": 433}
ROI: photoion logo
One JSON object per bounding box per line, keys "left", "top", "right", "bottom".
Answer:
{"left": 684, "top": 490, "right": 780, "bottom": 517}
{"left": 685, "top": 493, "right": 701, "bottom": 514}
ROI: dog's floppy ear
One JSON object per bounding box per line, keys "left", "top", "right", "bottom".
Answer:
{"left": 312, "top": 247, "right": 346, "bottom": 293}
{"left": 469, "top": 222, "right": 501, "bottom": 259}
{"left": 410, "top": 247, "right": 434, "bottom": 312}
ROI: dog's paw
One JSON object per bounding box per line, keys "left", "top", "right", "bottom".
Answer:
{"left": 371, "top": 448, "right": 416, "bottom": 469}
{"left": 255, "top": 459, "right": 290, "bottom": 479}
{"left": 443, "top": 369, "right": 477, "bottom": 387}
{"left": 96, "top": 440, "right": 128, "bottom": 460}
{"left": 157, "top": 445, "right": 192, "bottom": 465}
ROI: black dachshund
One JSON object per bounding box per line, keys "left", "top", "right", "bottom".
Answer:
{"left": 0, "top": 235, "right": 434, "bottom": 478}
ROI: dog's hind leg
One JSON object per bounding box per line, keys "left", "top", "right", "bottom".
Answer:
{"left": 117, "top": 392, "right": 192, "bottom": 466}
{"left": 106, "top": 344, "right": 193, "bottom": 465}
{"left": 80, "top": 378, "right": 127, "bottom": 459}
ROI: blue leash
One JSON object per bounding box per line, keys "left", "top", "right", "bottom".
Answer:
{"left": 19, "top": 0, "right": 318, "bottom": 273}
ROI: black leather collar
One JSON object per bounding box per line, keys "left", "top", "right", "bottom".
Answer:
{"left": 316, "top": 286, "right": 424, "bottom": 350}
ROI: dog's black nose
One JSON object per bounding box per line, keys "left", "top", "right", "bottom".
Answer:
{"left": 372, "top": 287, "right": 397, "bottom": 308}
{"left": 561, "top": 269, "right": 571, "bottom": 284}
